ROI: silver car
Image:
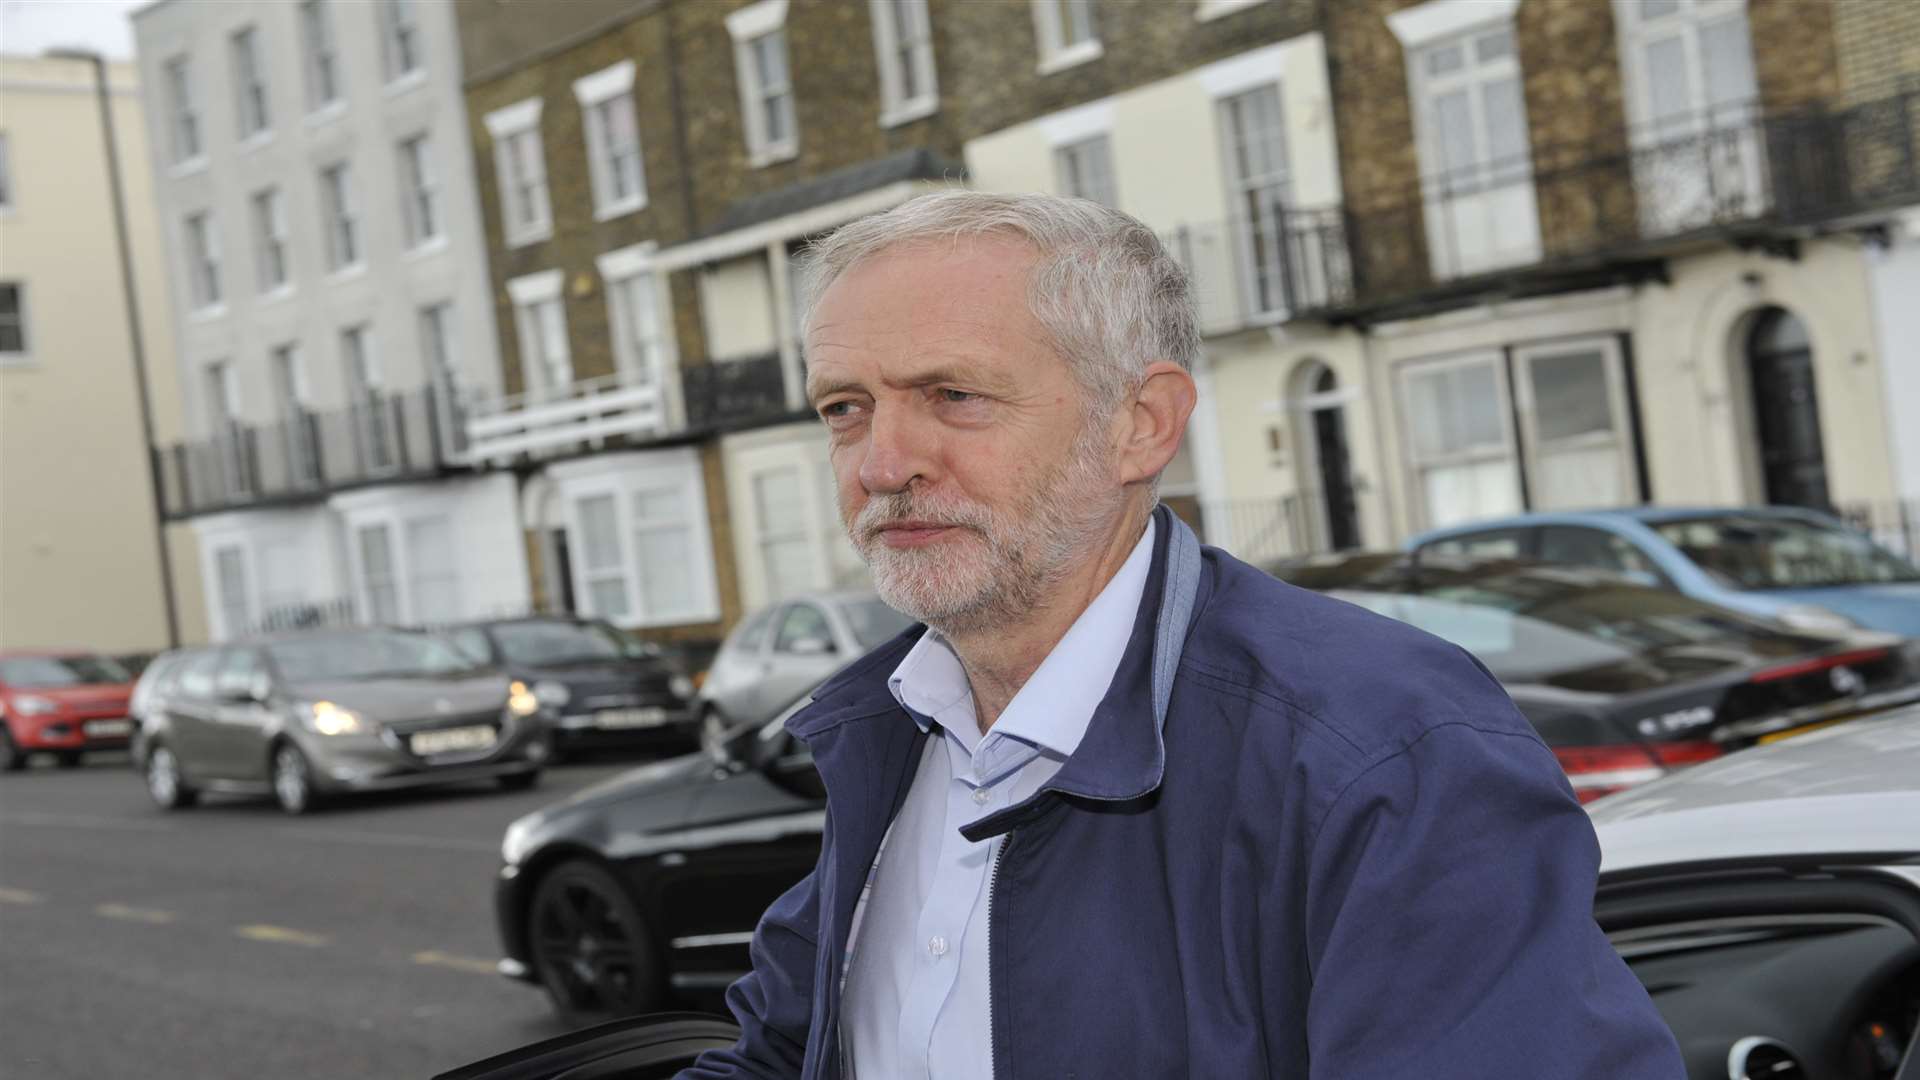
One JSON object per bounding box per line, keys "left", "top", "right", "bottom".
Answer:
{"left": 135, "top": 627, "right": 552, "bottom": 814}
{"left": 1588, "top": 707, "right": 1920, "bottom": 1079}
{"left": 698, "top": 591, "right": 915, "bottom": 744}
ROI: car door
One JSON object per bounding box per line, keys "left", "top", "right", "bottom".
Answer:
{"left": 704, "top": 607, "right": 778, "bottom": 724}
{"left": 159, "top": 650, "right": 223, "bottom": 775}
{"left": 206, "top": 648, "right": 275, "bottom": 781}
{"left": 763, "top": 603, "right": 841, "bottom": 717}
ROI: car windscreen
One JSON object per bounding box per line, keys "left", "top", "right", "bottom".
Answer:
{"left": 489, "top": 621, "right": 650, "bottom": 667}
{"left": 1652, "top": 515, "right": 1920, "bottom": 589}
{"left": 265, "top": 631, "right": 480, "bottom": 683}
{"left": 0, "top": 655, "right": 132, "bottom": 688}
{"left": 842, "top": 598, "right": 915, "bottom": 649}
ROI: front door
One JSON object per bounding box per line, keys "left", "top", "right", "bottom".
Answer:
{"left": 1748, "top": 309, "right": 1830, "bottom": 510}
{"left": 1311, "top": 403, "right": 1361, "bottom": 551}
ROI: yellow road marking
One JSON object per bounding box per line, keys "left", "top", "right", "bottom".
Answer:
{"left": 411, "top": 950, "right": 498, "bottom": 976}
{"left": 95, "top": 903, "right": 175, "bottom": 925}
{"left": 0, "top": 887, "right": 43, "bottom": 905}
{"left": 235, "top": 924, "right": 329, "bottom": 947}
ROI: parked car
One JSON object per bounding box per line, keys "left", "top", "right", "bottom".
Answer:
{"left": 469, "top": 703, "right": 1920, "bottom": 1078}
{"left": 1268, "top": 553, "right": 1920, "bottom": 800}
{"left": 448, "top": 616, "right": 701, "bottom": 758}
{"left": 0, "top": 651, "right": 138, "bottom": 770}
{"left": 134, "top": 627, "right": 553, "bottom": 814}
{"left": 698, "top": 591, "right": 914, "bottom": 745}
{"left": 1408, "top": 505, "right": 1920, "bottom": 636}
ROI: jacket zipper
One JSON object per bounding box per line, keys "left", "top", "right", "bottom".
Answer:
{"left": 986, "top": 829, "right": 1015, "bottom": 1080}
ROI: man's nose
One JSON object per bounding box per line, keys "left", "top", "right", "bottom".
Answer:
{"left": 858, "top": 404, "right": 935, "bottom": 495}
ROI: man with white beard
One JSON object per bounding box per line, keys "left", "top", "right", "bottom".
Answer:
{"left": 679, "top": 191, "right": 1683, "bottom": 1080}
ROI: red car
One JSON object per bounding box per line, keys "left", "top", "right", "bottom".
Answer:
{"left": 0, "top": 651, "right": 138, "bottom": 770}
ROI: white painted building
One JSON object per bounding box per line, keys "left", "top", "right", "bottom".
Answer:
{"left": 131, "top": 0, "right": 525, "bottom": 639}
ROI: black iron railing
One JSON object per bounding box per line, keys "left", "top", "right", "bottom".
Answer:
{"left": 1161, "top": 209, "right": 1355, "bottom": 331}
{"left": 156, "top": 386, "right": 464, "bottom": 519}
{"left": 681, "top": 352, "right": 794, "bottom": 431}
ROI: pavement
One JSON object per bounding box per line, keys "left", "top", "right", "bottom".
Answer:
{"left": 0, "top": 749, "right": 659, "bottom": 1079}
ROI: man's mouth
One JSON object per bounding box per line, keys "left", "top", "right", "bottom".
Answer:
{"left": 871, "top": 520, "right": 961, "bottom": 549}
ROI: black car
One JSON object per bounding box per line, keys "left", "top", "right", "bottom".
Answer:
{"left": 494, "top": 704, "right": 822, "bottom": 1023}
{"left": 1269, "top": 553, "right": 1920, "bottom": 800}
{"left": 449, "top": 617, "right": 701, "bottom": 758}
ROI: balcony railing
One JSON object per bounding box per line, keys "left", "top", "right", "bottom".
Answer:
{"left": 155, "top": 387, "right": 462, "bottom": 519}
{"left": 1161, "top": 210, "right": 1355, "bottom": 333}
{"left": 1298, "top": 86, "right": 1920, "bottom": 320}
{"left": 682, "top": 352, "right": 794, "bottom": 432}
{"left": 465, "top": 370, "right": 669, "bottom": 464}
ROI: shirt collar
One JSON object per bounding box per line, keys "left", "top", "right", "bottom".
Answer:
{"left": 886, "top": 517, "right": 1158, "bottom": 761}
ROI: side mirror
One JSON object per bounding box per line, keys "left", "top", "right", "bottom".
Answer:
{"left": 786, "top": 636, "right": 835, "bottom": 656}
{"left": 432, "top": 1013, "right": 740, "bottom": 1080}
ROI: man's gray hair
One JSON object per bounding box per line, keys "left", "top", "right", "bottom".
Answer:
{"left": 796, "top": 190, "right": 1200, "bottom": 413}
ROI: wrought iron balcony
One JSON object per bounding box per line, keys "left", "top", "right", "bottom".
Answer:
{"left": 681, "top": 352, "right": 796, "bottom": 432}
{"left": 1293, "top": 86, "right": 1920, "bottom": 322}
{"left": 155, "top": 386, "right": 463, "bottom": 519}
{"left": 1160, "top": 209, "right": 1355, "bottom": 333}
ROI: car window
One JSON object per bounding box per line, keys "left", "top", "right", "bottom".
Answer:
{"left": 1652, "top": 514, "right": 1920, "bottom": 589}
{"left": 488, "top": 620, "right": 643, "bottom": 666}
{"left": 215, "top": 650, "right": 262, "bottom": 701}
{"left": 1419, "top": 527, "right": 1535, "bottom": 561}
{"left": 1538, "top": 526, "right": 1665, "bottom": 582}
{"left": 732, "top": 608, "right": 778, "bottom": 655}
{"left": 841, "top": 599, "right": 915, "bottom": 649}
{"left": 0, "top": 654, "right": 132, "bottom": 688}
{"left": 774, "top": 604, "right": 835, "bottom": 654}
{"left": 449, "top": 629, "right": 495, "bottom": 666}
{"left": 174, "top": 651, "right": 222, "bottom": 699}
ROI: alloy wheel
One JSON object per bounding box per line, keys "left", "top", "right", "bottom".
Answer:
{"left": 530, "top": 862, "right": 659, "bottom": 1019}
{"left": 273, "top": 745, "right": 311, "bottom": 814}
{"left": 146, "top": 746, "right": 187, "bottom": 808}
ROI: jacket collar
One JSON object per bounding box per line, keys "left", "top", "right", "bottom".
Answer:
{"left": 791, "top": 504, "right": 1209, "bottom": 836}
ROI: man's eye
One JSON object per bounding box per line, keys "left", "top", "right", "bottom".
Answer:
{"left": 939, "top": 389, "right": 979, "bottom": 404}
{"left": 819, "top": 401, "right": 858, "bottom": 421}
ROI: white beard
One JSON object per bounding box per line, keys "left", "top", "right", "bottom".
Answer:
{"left": 843, "top": 420, "right": 1119, "bottom": 635}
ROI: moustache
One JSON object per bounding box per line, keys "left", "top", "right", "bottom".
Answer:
{"left": 852, "top": 493, "right": 993, "bottom": 544}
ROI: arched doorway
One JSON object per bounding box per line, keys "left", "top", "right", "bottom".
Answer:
{"left": 1292, "top": 361, "right": 1361, "bottom": 551}
{"left": 1746, "top": 308, "right": 1830, "bottom": 509}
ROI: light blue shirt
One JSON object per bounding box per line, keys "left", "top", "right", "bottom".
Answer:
{"left": 842, "top": 518, "right": 1157, "bottom": 1079}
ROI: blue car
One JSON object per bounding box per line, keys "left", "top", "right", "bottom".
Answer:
{"left": 1407, "top": 506, "right": 1920, "bottom": 637}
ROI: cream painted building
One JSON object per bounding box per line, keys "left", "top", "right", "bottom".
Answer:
{"left": 0, "top": 54, "right": 206, "bottom": 652}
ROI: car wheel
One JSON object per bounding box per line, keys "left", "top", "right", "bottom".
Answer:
{"left": 145, "top": 743, "right": 197, "bottom": 809}
{"left": 56, "top": 751, "right": 84, "bottom": 769}
{"left": 528, "top": 859, "right": 664, "bottom": 1023}
{"left": 271, "top": 742, "right": 320, "bottom": 815}
{"left": 0, "top": 726, "right": 23, "bottom": 773}
{"left": 499, "top": 769, "right": 541, "bottom": 792}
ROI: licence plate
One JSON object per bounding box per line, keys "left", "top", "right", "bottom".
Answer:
{"left": 85, "top": 719, "right": 132, "bottom": 737}
{"left": 409, "top": 725, "right": 497, "bottom": 756}
{"left": 596, "top": 707, "right": 668, "bottom": 730}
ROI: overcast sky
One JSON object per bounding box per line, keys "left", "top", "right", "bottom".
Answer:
{"left": 1, "top": 0, "right": 147, "bottom": 61}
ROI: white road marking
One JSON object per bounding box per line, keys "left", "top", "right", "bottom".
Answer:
{"left": 0, "top": 812, "right": 173, "bottom": 833}
{"left": 0, "top": 887, "right": 44, "bottom": 905}
{"left": 235, "top": 924, "right": 329, "bottom": 947}
{"left": 95, "top": 903, "right": 176, "bottom": 925}
{"left": 411, "top": 950, "right": 499, "bottom": 975}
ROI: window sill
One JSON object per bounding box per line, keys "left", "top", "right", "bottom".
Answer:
{"left": 0, "top": 354, "right": 37, "bottom": 369}
{"left": 384, "top": 69, "right": 428, "bottom": 99}
{"left": 1196, "top": 0, "right": 1268, "bottom": 22}
{"left": 257, "top": 283, "right": 297, "bottom": 305}
{"left": 748, "top": 142, "right": 799, "bottom": 169}
{"left": 505, "top": 226, "right": 553, "bottom": 250}
{"left": 188, "top": 303, "right": 228, "bottom": 324}
{"left": 326, "top": 263, "right": 367, "bottom": 285}
{"left": 305, "top": 100, "right": 348, "bottom": 128}
{"left": 879, "top": 97, "right": 939, "bottom": 129}
{"left": 238, "top": 128, "right": 276, "bottom": 154}
{"left": 405, "top": 235, "right": 450, "bottom": 260}
{"left": 594, "top": 196, "right": 649, "bottom": 223}
{"left": 1037, "top": 40, "right": 1104, "bottom": 75}
{"left": 167, "top": 156, "right": 209, "bottom": 181}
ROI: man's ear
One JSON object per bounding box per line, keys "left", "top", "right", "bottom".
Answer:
{"left": 1117, "top": 361, "right": 1197, "bottom": 486}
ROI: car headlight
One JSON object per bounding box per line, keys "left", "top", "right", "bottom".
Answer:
{"left": 670, "top": 675, "right": 695, "bottom": 701}
{"left": 12, "top": 695, "right": 58, "bottom": 716}
{"left": 1775, "top": 604, "right": 1861, "bottom": 635}
{"left": 301, "top": 700, "right": 363, "bottom": 736}
{"left": 500, "top": 814, "right": 538, "bottom": 867}
{"left": 507, "top": 680, "right": 541, "bottom": 718}
{"left": 531, "top": 680, "right": 570, "bottom": 709}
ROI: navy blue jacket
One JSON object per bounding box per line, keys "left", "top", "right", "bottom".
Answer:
{"left": 683, "top": 507, "right": 1684, "bottom": 1078}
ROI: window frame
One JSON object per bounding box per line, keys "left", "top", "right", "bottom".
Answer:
{"left": 870, "top": 0, "right": 939, "bottom": 126}
{"left": 163, "top": 54, "right": 202, "bottom": 167}
{"left": 0, "top": 131, "right": 14, "bottom": 212}
{"left": 1054, "top": 133, "right": 1118, "bottom": 208}
{"left": 726, "top": 0, "right": 799, "bottom": 167}
{"left": 397, "top": 132, "right": 442, "bottom": 250}
{"left": 210, "top": 544, "right": 254, "bottom": 641}
{"left": 1216, "top": 81, "right": 1294, "bottom": 321}
{"left": 1032, "top": 0, "right": 1103, "bottom": 75}
{"left": 300, "top": 0, "right": 341, "bottom": 113}
{"left": 0, "top": 281, "right": 31, "bottom": 364}
{"left": 572, "top": 61, "right": 648, "bottom": 221}
{"left": 381, "top": 0, "right": 424, "bottom": 85}
{"left": 418, "top": 300, "right": 457, "bottom": 390}
{"left": 319, "top": 160, "right": 361, "bottom": 273}
{"left": 484, "top": 99, "right": 551, "bottom": 247}
{"left": 1510, "top": 337, "right": 1638, "bottom": 512}
{"left": 507, "top": 269, "right": 573, "bottom": 399}
{"left": 229, "top": 25, "right": 271, "bottom": 143}
{"left": 1397, "top": 350, "right": 1524, "bottom": 531}
{"left": 183, "top": 210, "right": 223, "bottom": 312}
{"left": 251, "top": 187, "right": 290, "bottom": 296}
{"left": 558, "top": 451, "right": 722, "bottom": 630}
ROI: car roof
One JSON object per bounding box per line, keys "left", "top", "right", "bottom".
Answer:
{"left": 1415, "top": 504, "right": 1837, "bottom": 538}
{"left": 1590, "top": 704, "right": 1920, "bottom": 876}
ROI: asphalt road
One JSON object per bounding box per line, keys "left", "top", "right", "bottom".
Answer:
{"left": 0, "top": 750, "right": 655, "bottom": 1080}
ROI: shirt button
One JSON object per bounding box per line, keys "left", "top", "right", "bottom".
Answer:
{"left": 928, "top": 935, "right": 949, "bottom": 958}
{"left": 971, "top": 787, "right": 990, "bottom": 805}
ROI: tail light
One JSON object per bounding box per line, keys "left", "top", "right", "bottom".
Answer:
{"left": 1552, "top": 741, "right": 1724, "bottom": 804}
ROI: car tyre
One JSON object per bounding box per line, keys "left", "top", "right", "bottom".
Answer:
{"left": 271, "top": 742, "right": 321, "bottom": 815}
{"left": 0, "top": 726, "right": 23, "bottom": 773}
{"left": 144, "top": 743, "right": 197, "bottom": 809}
{"left": 499, "top": 769, "right": 541, "bottom": 792}
{"left": 528, "top": 859, "right": 664, "bottom": 1024}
